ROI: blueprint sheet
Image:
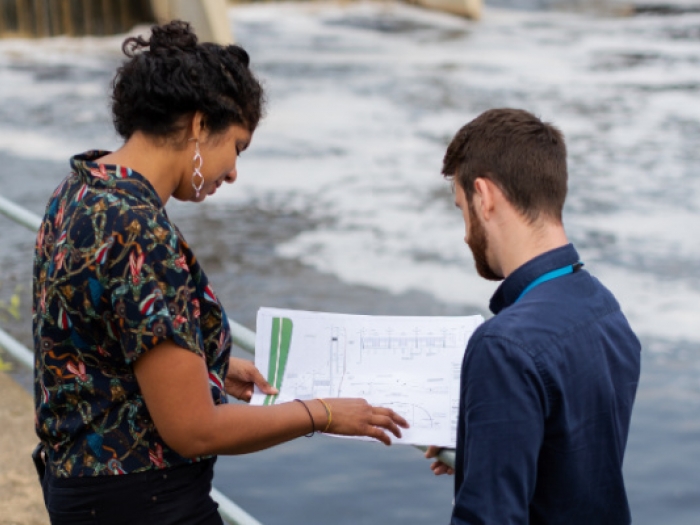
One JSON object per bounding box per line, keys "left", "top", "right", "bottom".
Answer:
{"left": 250, "top": 307, "right": 484, "bottom": 447}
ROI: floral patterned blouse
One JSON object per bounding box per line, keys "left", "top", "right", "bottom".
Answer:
{"left": 33, "top": 151, "right": 231, "bottom": 477}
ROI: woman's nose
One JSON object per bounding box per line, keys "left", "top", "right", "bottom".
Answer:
{"left": 224, "top": 170, "right": 237, "bottom": 184}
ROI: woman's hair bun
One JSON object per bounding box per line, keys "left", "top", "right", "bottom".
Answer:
{"left": 223, "top": 44, "right": 250, "bottom": 68}
{"left": 149, "top": 20, "right": 198, "bottom": 52}
{"left": 113, "top": 19, "right": 264, "bottom": 139}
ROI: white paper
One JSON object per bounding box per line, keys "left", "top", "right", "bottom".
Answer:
{"left": 250, "top": 307, "right": 483, "bottom": 447}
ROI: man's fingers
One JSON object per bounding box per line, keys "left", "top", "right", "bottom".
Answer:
{"left": 424, "top": 445, "right": 442, "bottom": 459}
{"left": 431, "top": 462, "right": 447, "bottom": 475}
{"left": 429, "top": 460, "right": 454, "bottom": 476}
{"left": 426, "top": 446, "right": 454, "bottom": 476}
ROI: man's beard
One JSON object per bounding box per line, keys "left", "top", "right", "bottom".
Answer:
{"left": 467, "top": 203, "right": 502, "bottom": 281}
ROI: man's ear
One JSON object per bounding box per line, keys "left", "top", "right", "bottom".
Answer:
{"left": 473, "top": 177, "right": 496, "bottom": 220}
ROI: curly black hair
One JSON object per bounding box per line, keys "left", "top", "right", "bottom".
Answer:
{"left": 111, "top": 20, "right": 264, "bottom": 141}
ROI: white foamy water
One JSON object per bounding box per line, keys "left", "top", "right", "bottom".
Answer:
{"left": 221, "top": 2, "right": 700, "bottom": 345}
{"left": 1, "top": 2, "right": 698, "bottom": 346}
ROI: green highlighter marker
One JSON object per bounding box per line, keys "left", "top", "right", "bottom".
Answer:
{"left": 264, "top": 317, "right": 293, "bottom": 406}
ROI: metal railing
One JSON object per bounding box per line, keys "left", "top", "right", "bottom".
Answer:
{"left": 0, "top": 193, "right": 456, "bottom": 523}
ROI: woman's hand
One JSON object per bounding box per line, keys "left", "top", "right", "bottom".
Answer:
{"left": 320, "top": 398, "right": 410, "bottom": 446}
{"left": 225, "top": 357, "right": 277, "bottom": 402}
{"left": 424, "top": 445, "right": 455, "bottom": 475}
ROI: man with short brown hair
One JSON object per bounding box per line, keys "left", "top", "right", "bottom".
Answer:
{"left": 427, "top": 109, "right": 641, "bottom": 524}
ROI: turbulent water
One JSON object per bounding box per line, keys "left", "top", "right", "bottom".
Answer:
{"left": 1, "top": 2, "right": 699, "bottom": 524}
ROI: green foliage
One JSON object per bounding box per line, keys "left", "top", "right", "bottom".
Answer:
{"left": 0, "top": 356, "right": 12, "bottom": 372}
{"left": 0, "top": 281, "right": 23, "bottom": 322}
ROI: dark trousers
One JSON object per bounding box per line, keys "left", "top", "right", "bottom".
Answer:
{"left": 38, "top": 455, "right": 223, "bottom": 525}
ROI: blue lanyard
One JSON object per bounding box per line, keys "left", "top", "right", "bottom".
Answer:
{"left": 514, "top": 262, "right": 584, "bottom": 304}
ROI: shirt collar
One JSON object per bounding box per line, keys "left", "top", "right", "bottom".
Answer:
{"left": 489, "top": 243, "right": 580, "bottom": 314}
{"left": 70, "top": 150, "right": 164, "bottom": 209}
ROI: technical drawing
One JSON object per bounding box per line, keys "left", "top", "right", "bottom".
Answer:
{"left": 252, "top": 308, "right": 484, "bottom": 447}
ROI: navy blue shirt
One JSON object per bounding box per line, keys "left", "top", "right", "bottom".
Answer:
{"left": 452, "top": 244, "right": 641, "bottom": 525}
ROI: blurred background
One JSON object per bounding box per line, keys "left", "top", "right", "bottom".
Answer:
{"left": 1, "top": 0, "right": 699, "bottom": 524}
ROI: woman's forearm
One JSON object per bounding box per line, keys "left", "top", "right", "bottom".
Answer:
{"left": 194, "top": 400, "right": 328, "bottom": 457}
{"left": 134, "top": 339, "right": 406, "bottom": 459}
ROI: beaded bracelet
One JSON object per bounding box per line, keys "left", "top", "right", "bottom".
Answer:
{"left": 294, "top": 399, "right": 315, "bottom": 437}
{"left": 317, "top": 398, "right": 333, "bottom": 433}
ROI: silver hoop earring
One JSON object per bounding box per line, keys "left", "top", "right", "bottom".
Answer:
{"left": 191, "top": 140, "right": 204, "bottom": 198}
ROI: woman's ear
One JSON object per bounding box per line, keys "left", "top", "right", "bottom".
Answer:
{"left": 189, "top": 111, "right": 205, "bottom": 141}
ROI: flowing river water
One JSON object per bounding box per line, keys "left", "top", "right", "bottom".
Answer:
{"left": 1, "top": 1, "right": 699, "bottom": 523}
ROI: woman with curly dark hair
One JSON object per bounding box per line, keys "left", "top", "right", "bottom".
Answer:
{"left": 32, "top": 20, "right": 407, "bottom": 525}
